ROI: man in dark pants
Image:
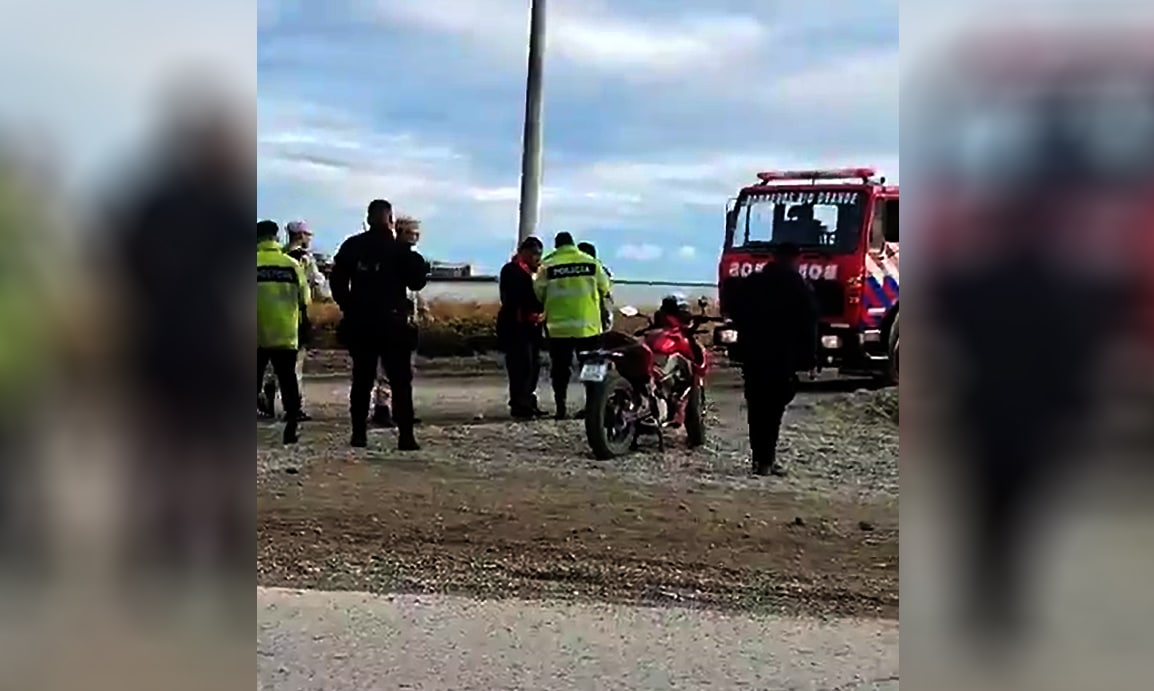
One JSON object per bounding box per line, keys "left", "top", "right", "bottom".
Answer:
{"left": 329, "top": 199, "right": 430, "bottom": 450}
{"left": 498, "top": 236, "right": 547, "bottom": 420}
{"left": 256, "top": 220, "right": 310, "bottom": 443}
{"left": 535, "top": 232, "right": 612, "bottom": 419}
{"left": 727, "top": 242, "right": 818, "bottom": 476}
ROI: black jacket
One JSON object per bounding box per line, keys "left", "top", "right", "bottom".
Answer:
{"left": 330, "top": 231, "right": 429, "bottom": 338}
{"left": 726, "top": 262, "right": 819, "bottom": 375}
{"left": 496, "top": 259, "right": 543, "bottom": 345}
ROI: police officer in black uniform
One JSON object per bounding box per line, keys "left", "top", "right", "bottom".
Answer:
{"left": 329, "top": 199, "right": 430, "bottom": 450}
{"left": 727, "top": 242, "right": 819, "bottom": 476}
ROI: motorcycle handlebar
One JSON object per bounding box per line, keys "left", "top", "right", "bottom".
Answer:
{"left": 631, "top": 315, "right": 722, "bottom": 337}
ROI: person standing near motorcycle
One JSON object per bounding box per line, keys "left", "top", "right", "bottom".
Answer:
{"left": 498, "top": 236, "right": 547, "bottom": 420}
{"left": 727, "top": 242, "right": 818, "bottom": 476}
{"left": 330, "top": 199, "right": 430, "bottom": 449}
{"left": 256, "top": 220, "right": 310, "bottom": 444}
{"left": 536, "top": 232, "right": 612, "bottom": 420}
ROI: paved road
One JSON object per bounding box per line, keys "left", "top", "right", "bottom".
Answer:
{"left": 258, "top": 587, "right": 899, "bottom": 691}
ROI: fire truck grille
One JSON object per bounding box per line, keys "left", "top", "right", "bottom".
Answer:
{"left": 810, "top": 279, "right": 845, "bottom": 317}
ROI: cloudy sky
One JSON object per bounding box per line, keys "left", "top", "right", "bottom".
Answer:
{"left": 259, "top": 0, "right": 897, "bottom": 280}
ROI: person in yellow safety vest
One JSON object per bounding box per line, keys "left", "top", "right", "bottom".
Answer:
{"left": 535, "top": 231, "right": 612, "bottom": 420}
{"left": 257, "top": 220, "right": 311, "bottom": 444}
{"left": 260, "top": 219, "right": 330, "bottom": 420}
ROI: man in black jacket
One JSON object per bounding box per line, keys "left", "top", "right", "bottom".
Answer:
{"left": 727, "top": 242, "right": 819, "bottom": 476}
{"left": 329, "top": 199, "right": 430, "bottom": 449}
{"left": 498, "top": 236, "right": 546, "bottom": 420}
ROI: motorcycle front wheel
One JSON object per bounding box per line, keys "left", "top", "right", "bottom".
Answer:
{"left": 585, "top": 371, "right": 641, "bottom": 460}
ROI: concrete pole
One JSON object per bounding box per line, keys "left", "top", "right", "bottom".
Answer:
{"left": 516, "top": 0, "right": 547, "bottom": 245}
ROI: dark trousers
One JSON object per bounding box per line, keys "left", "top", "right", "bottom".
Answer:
{"left": 504, "top": 337, "right": 542, "bottom": 413}
{"left": 547, "top": 335, "right": 601, "bottom": 407}
{"left": 350, "top": 342, "right": 414, "bottom": 432}
{"left": 741, "top": 366, "right": 798, "bottom": 468}
{"left": 258, "top": 348, "right": 301, "bottom": 419}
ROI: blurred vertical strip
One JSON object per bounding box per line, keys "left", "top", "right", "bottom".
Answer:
{"left": 0, "top": 1, "right": 254, "bottom": 690}
{"left": 903, "top": 3, "right": 1154, "bottom": 690}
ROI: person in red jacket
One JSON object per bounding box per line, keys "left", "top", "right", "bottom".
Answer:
{"left": 497, "top": 236, "right": 547, "bottom": 420}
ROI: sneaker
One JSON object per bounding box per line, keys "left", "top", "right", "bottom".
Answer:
{"left": 371, "top": 405, "right": 394, "bottom": 428}
{"left": 257, "top": 397, "right": 274, "bottom": 419}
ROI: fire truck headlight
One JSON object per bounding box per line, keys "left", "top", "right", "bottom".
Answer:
{"left": 821, "top": 335, "right": 841, "bottom": 349}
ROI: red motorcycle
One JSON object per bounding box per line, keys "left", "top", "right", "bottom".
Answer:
{"left": 577, "top": 304, "right": 722, "bottom": 459}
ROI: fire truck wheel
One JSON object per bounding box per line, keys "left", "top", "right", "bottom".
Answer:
{"left": 886, "top": 312, "right": 899, "bottom": 385}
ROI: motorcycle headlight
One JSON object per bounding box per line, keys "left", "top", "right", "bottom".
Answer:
{"left": 718, "top": 329, "right": 738, "bottom": 344}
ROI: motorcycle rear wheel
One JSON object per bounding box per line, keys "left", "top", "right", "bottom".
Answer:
{"left": 585, "top": 372, "right": 640, "bottom": 460}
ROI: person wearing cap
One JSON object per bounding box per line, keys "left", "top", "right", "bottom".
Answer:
{"left": 498, "top": 236, "right": 547, "bottom": 420}
{"left": 535, "top": 232, "right": 611, "bottom": 420}
{"left": 726, "top": 242, "right": 818, "bottom": 477}
{"left": 369, "top": 215, "right": 428, "bottom": 427}
{"left": 259, "top": 219, "right": 329, "bottom": 420}
{"left": 256, "top": 220, "right": 310, "bottom": 444}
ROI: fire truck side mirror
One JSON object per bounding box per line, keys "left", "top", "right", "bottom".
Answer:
{"left": 883, "top": 199, "right": 899, "bottom": 242}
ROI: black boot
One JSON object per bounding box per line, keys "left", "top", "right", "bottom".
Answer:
{"left": 350, "top": 420, "right": 368, "bottom": 448}
{"left": 397, "top": 427, "right": 420, "bottom": 451}
{"left": 553, "top": 391, "right": 567, "bottom": 421}
{"left": 282, "top": 418, "right": 299, "bottom": 445}
{"left": 371, "top": 404, "right": 394, "bottom": 428}
{"left": 262, "top": 381, "right": 277, "bottom": 416}
{"left": 752, "top": 456, "right": 787, "bottom": 477}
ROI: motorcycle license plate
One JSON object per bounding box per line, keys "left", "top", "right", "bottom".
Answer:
{"left": 579, "top": 362, "right": 609, "bottom": 382}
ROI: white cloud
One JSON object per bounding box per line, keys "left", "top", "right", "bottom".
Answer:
{"left": 367, "top": 0, "right": 767, "bottom": 77}
{"left": 616, "top": 243, "right": 664, "bottom": 261}
{"left": 259, "top": 98, "right": 900, "bottom": 243}
{"left": 677, "top": 245, "right": 697, "bottom": 260}
{"left": 0, "top": 0, "right": 255, "bottom": 187}
{"left": 764, "top": 48, "right": 899, "bottom": 113}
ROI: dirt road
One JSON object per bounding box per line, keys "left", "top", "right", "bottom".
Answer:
{"left": 258, "top": 587, "right": 900, "bottom": 690}
{"left": 258, "top": 371, "right": 898, "bottom": 619}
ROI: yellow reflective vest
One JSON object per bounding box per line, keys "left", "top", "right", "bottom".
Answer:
{"left": 257, "top": 239, "right": 310, "bottom": 349}
{"left": 534, "top": 245, "right": 611, "bottom": 339}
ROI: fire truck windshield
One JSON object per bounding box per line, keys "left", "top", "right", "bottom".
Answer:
{"left": 735, "top": 189, "right": 866, "bottom": 253}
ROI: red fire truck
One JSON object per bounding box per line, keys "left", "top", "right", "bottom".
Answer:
{"left": 712, "top": 167, "right": 900, "bottom": 382}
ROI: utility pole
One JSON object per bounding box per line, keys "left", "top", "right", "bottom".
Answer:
{"left": 516, "top": 0, "right": 547, "bottom": 244}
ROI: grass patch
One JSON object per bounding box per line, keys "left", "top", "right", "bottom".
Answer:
{"left": 309, "top": 298, "right": 718, "bottom": 357}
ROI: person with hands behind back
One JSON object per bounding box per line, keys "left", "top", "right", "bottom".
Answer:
{"left": 726, "top": 242, "right": 818, "bottom": 477}
{"left": 329, "top": 199, "right": 429, "bottom": 450}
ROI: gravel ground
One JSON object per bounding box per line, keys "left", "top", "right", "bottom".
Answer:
{"left": 258, "top": 370, "right": 898, "bottom": 618}
{"left": 259, "top": 373, "right": 898, "bottom": 500}
{"left": 258, "top": 587, "right": 900, "bottom": 691}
